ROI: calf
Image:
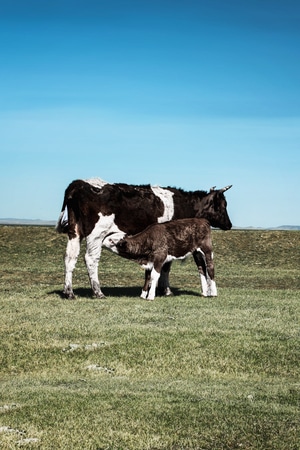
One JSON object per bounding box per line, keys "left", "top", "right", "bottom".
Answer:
{"left": 112, "top": 218, "right": 216, "bottom": 300}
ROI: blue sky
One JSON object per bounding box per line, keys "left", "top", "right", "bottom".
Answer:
{"left": 0, "top": 0, "right": 299, "bottom": 227}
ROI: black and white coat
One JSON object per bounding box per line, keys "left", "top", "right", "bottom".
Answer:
{"left": 56, "top": 178, "right": 232, "bottom": 299}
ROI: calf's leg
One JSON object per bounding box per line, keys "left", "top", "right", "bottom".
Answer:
{"left": 141, "top": 269, "right": 151, "bottom": 299}
{"left": 193, "top": 250, "right": 208, "bottom": 296}
{"left": 157, "top": 261, "right": 173, "bottom": 296}
{"left": 204, "top": 249, "right": 217, "bottom": 296}
{"left": 147, "top": 268, "right": 161, "bottom": 301}
{"left": 193, "top": 249, "right": 217, "bottom": 297}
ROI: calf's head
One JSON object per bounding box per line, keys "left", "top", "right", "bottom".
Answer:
{"left": 114, "top": 235, "right": 148, "bottom": 261}
{"left": 115, "top": 237, "right": 127, "bottom": 250}
{"left": 114, "top": 237, "right": 132, "bottom": 258}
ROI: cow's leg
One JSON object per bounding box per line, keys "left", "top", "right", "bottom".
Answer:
{"left": 64, "top": 235, "right": 81, "bottom": 299}
{"left": 157, "top": 261, "right": 173, "bottom": 296}
{"left": 147, "top": 268, "right": 161, "bottom": 301}
{"left": 141, "top": 269, "right": 151, "bottom": 299}
{"left": 85, "top": 236, "right": 105, "bottom": 299}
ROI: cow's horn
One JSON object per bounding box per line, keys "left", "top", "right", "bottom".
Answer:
{"left": 220, "top": 185, "right": 232, "bottom": 192}
{"left": 210, "top": 186, "right": 216, "bottom": 192}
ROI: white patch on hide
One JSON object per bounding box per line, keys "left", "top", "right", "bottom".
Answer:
{"left": 209, "top": 280, "right": 217, "bottom": 296}
{"left": 83, "top": 213, "right": 125, "bottom": 296}
{"left": 151, "top": 186, "right": 174, "bottom": 223}
{"left": 164, "top": 252, "right": 192, "bottom": 264}
{"left": 67, "top": 235, "right": 81, "bottom": 260}
{"left": 85, "top": 178, "right": 108, "bottom": 189}
{"left": 64, "top": 231, "right": 81, "bottom": 294}
{"left": 141, "top": 262, "right": 154, "bottom": 270}
{"left": 200, "top": 273, "right": 208, "bottom": 296}
{"left": 85, "top": 212, "right": 126, "bottom": 258}
{"left": 87, "top": 213, "right": 125, "bottom": 251}
{"left": 148, "top": 269, "right": 161, "bottom": 300}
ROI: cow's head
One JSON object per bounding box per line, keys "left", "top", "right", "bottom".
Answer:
{"left": 197, "top": 185, "right": 232, "bottom": 230}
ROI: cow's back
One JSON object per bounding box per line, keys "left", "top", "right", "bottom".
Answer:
{"left": 61, "top": 180, "right": 167, "bottom": 237}
{"left": 99, "top": 183, "right": 165, "bottom": 235}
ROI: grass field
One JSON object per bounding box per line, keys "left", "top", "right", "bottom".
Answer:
{"left": 0, "top": 225, "right": 299, "bottom": 449}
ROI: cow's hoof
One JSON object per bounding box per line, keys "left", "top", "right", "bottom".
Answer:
{"left": 63, "top": 291, "right": 75, "bottom": 300}
{"left": 94, "top": 292, "right": 106, "bottom": 299}
{"left": 164, "top": 287, "right": 173, "bottom": 297}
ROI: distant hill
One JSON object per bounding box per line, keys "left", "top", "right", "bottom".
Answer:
{"left": 271, "top": 225, "right": 300, "bottom": 230}
{"left": 0, "top": 219, "right": 299, "bottom": 230}
{"left": 0, "top": 219, "right": 56, "bottom": 226}
{"left": 232, "top": 225, "right": 300, "bottom": 231}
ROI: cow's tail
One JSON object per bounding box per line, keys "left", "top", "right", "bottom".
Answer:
{"left": 56, "top": 199, "right": 69, "bottom": 234}
{"left": 56, "top": 180, "right": 83, "bottom": 234}
{"left": 55, "top": 187, "right": 70, "bottom": 234}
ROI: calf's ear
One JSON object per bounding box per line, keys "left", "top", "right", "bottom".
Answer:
{"left": 117, "top": 239, "right": 127, "bottom": 250}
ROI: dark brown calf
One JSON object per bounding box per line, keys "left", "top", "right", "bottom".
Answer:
{"left": 113, "top": 218, "right": 216, "bottom": 300}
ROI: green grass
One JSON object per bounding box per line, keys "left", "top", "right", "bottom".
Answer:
{"left": 0, "top": 226, "right": 299, "bottom": 449}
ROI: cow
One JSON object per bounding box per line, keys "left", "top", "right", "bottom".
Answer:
{"left": 112, "top": 218, "right": 216, "bottom": 300}
{"left": 56, "top": 178, "right": 232, "bottom": 299}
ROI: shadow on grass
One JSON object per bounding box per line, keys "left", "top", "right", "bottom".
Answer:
{"left": 104, "top": 286, "right": 199, "bottom": 298}
{"left": 49, "top": 286, "right": 200, "bottom": 299}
